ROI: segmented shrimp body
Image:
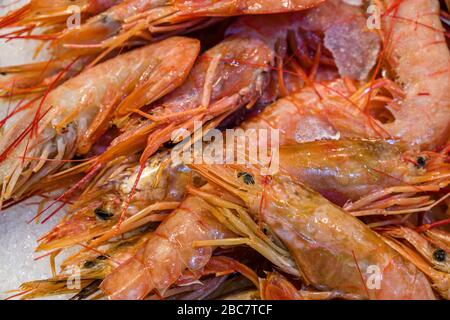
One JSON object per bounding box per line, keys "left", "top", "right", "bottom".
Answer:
{"left": 0, "top": 0, "right": 121, "bottom": 30}
{"left": 100, "top": 188, "right": 233, "bottom": 299}
{"left": 245, "top": 0, "right": 450, "bottom": 150}
{"left": 190, "top": 163, "right": 436, "bottom": 299}
{"left": 0, "top": 37, "right": 199, "bottom": 202}
{"left": 277, "top": 139, "right": 449, "bottom": 206}
{"left": 379, "top": 0, "right": 450, "bottom": 149}
{"left": 91, "top": 14, "right": 289, "bottom": 179}
{"left": 37, "top": 150, "right": 193, "bottom": 251}
{"left": 242, "top": 83, "right": 450, "bottom": 213}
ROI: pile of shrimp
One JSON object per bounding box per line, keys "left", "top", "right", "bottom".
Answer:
{"left": 0, "top": 0, "right": 449, "bottom": 300}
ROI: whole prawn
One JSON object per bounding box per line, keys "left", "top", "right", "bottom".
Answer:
{"left": 0, "top": 0, "right": 121, "bottom": 31}
{"left": 378, "top": 0, "right": 450, "bottom": 149}
{"left": 189, "top": 162, "right": 437, "bottom": 299}
{"left": 36, "top": 150, "right": 193, "bottom": 251}
{"left": 100, "top": 188, "right": 234, "bottom": 299}
{"left": 0, "top": 36, "right": 199, "bottom": 202}
{"left": 70, "top": 6, "right": 381, "bottom": 216}
{"left": 97, "top": 117, "right": 449, "bottom": 300}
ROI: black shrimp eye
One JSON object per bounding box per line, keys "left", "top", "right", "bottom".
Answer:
{"left": 433, "top": 249, "right": 446, "bottom": 262}
{"left": 83, "top": 260, "right": 96, "bottom": 269}
{"left": 416, "top": 156, "right": 426, "bottom": 168}
{"left": 96, "top": 255, "right": 108, "bottom": 261}
{"left": 94, "top": 208, "right": 113, "bottom": 220}
{"left": 237, "top": 172, "right": 255, "bottom": 185}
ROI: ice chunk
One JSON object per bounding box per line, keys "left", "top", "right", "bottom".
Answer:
{"left": 324, "top": 21, "right": 380, "bottom": 81}
{"left": 295, "top": 115, "right": 340, "bottom": 143}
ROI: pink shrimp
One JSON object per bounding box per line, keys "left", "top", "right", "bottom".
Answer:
{"left": 377, "top": 0, "right": 450, "bottom": 149}
{"left": 36, "top": 150, "right": 192, "bottom": 251}
{"left": 0, "top": 0, "right": 323, "bottom": 97}
{"left": 189, "top": 162, "right": 437, "bottom": 299}
{"left": 73, "top": 7, "right": 380, "bottom": 210}
{"left": 0, "top": 36, "right": 199, "bottom": 202}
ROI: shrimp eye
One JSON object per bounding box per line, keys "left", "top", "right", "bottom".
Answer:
{"left": 237, "top": 172, "right": 255, "bottom": 185}
{"left": 96, "top": 255, "right": 108, "bottom": 261}
{"left": 83, "top": 260, "right": 96, "bottom": 269}
{"left": 433, "top": 249, "right": 446, "bottom": 262}
{"left": 94, "top": 208, "right": 113, "bottom": 220}
{"left": 416, "top": 156, "right": 426, "bottom": 168}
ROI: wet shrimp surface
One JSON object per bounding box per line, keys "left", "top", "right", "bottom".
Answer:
{"left": 0, "top": 0, "right": 449, "bottom": 300}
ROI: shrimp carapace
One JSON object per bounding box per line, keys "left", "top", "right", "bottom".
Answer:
{"left": 0, "top": 37, "right": 199, "bottom": 203}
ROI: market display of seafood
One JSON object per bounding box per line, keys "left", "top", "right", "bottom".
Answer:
{"left": 0, "top": 0, "right": 449, "bottom": 300}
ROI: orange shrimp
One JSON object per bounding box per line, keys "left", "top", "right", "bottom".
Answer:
{"left": 100, "top": 187, "right": 234, "bottom": 299}
{"left": 0, "top": 0, "right": 121, "bottom": 31}
{"left": 377, "top": 0, "right": 450, "bottom": 149}
{"left": 380, "top": 226, "right": 449, "bottom": 273}
{"left": 241, "top": 78, "right": 450, "bottom": 211}
{"left": 381, "top": 231, "right": 450, "bottom": 299}
{"left": 260, "top": 272, "right": 361, "bottom": 300}
{"left": 240, "top": 79, "right": 375, "bottom": 144}
{"left": 43, "top": 0, "right": 324, "bottom": 57}
{"left": 189, "top": 162, "right": 437, "bottom": 299}
{"left": 36, "top": 150, "right": 192, "bottom": 251}
{"left": 0, "top": 0, "right": 324, "bottom": 97}
{"left": 276, "top": 140, "right": 450, "bottom": 214}
{"left": 0, "top": 36, "right": 199, "bottom": 202}
{"left": 244, "top": 0, "right": 450, "bottom": 150}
